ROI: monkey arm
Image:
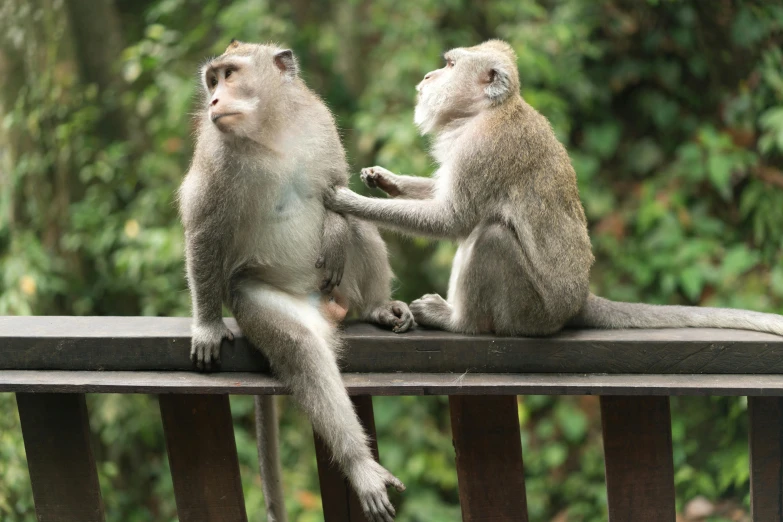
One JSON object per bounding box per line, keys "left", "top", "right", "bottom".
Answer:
{"left": 327, "top": 187, "right": 465, "bottom": 239}
{"left": 316, "top": 210, "right": 349, "bottom": 293}
{"left": 185, "top": 233, "right": 226, "bottom": 326}
{"left": 387, "top": 175, "right": 435, "bottom": 199}
{"left": 185, "top": 231, "right": 234, "bottom": 370}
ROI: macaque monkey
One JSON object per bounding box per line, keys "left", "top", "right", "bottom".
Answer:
{"left": 179, "top": 41, "right": 411, "bottom": 522}
{"left": 326, "top": 39, "right": 783, "bottom": 338}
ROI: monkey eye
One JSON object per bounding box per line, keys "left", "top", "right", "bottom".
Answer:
{"left": 446, "top": 59, "right": 455, "bottom": 68}
{"left": 225, "top": 68, "right": 233, "bottom": 79}
{"left": 210, "top": 76, "right": 218, "bottom": 87}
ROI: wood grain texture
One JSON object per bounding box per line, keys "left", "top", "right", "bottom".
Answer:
{"left": 159, "top": 394, "right": 248, "bottom": 522}
{"left": 315, "top": 396, "right": 381, "bottom": 522}
{"left": 0, "top": 317, "right": 781, "bottom": 374}
{"left": 16, "top": 393, "right": 105, "bottom": 522}
{"left": 6, "top": 371, "right": 783, "bottom": 396}
{"left": 450, "top": 395, "right": 528, "bottom": 522}
{"left": 749, "top": 396, "right": 783, "bottom": 521}
{"left": 600, "top": 396, "right": 675, "bottom": 522}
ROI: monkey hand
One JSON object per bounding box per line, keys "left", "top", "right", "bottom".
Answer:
{"left": 324, "top": 186, "right": 360, "bottom": 213}
{"left": 316, "top": 247, "right": 345, "bottom": 293}
{"left": 190, "top": 321, "right": 234, "bottom": 371}
{"left": 360, "top": 166, "right": 401, "bottom": 197}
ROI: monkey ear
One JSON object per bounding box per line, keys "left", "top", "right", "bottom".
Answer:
{"left": 274, "top": 49, "right": 299, "bottom": 80}
{"left": 484, "top": 65, "right": 513, "bottom": 104}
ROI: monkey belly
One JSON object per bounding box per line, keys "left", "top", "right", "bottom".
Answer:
{"left": 241, "top": 200, "right": 325, "bottom": 294}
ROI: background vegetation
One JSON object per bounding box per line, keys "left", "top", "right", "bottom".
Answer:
{"left": 1, "top": 0, "right": 782, "bottom": 520}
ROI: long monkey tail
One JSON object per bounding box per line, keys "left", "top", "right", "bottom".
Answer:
{"left": 255, "top": 395, "right": 288, "bottom": 522}
{"left": 569, "top": 293, "right": 783, "bottom": 337}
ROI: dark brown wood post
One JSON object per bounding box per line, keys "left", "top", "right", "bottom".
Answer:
{"left": 749, "top": 396, "right": 783, "bottom": 521}
{"left": 159, "top": 393, "right": 248, "bottom": 522}
{"left": 449, "top": 395, "right": 528, "bottom": 522}
{"left": 600, "top": 396, "right": 675, "bottom": 522}
{"left": 16, "top": 392, "right": 105, "bottom": 522}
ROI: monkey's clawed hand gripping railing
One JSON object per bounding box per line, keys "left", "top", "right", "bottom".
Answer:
{"left": 2, "top": 316, "right": 783, "bottom": 522}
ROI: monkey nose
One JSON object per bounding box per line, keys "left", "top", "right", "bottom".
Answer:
{"left": 210, "top": 98, "right": 219, "bottom": 106}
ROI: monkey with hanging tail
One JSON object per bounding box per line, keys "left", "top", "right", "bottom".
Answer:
{"left": 180, "top": 41, "right": 412, "bottom": 522}
{"left": 326, "top": 39, "right": 783, "bottom": 338}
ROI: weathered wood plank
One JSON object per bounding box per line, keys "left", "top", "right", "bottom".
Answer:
{"left": 8, "top": 370, "right": 783, "bottom": 396}
{"left": 600, "top": 396, "right": 675, "bottom": 522}
{"left": 159, "top": 394, "right": 248, "bottom": 522}
{"left": 0, "top": 317, "right": 781, "bottom": 374}
{"left": 749, "top": 396, "right": 783, "bottom": 521}
{"left": 16, "top": 393, "right": 105, "bottom": 522}
{"left": 315, "top": 396, "right": 380, "bottom": 522}
{"left": 450, "top": 395, "right": 528, "bottom": 521}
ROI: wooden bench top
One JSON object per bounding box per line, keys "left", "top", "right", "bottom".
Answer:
{"left": 1, "top": 316, "right": 782, "bottom": 395}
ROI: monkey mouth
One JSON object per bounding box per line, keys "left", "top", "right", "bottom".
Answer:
{"left": 211, "top": 112, "right": 241, "bottom": 123}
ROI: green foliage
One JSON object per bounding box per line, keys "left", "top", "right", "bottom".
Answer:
{"left": 1, "top": 0, "right": 782, "bottom": 520}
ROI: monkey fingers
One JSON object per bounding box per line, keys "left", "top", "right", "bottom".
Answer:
{"left": 319, "top": 263, "right": 344, "bottom": 293}
{"left": 360, "top": 167, "right": 401, "bottom": 197}
{"left": 190, "top": 322, "right": 234, "bottom": 372}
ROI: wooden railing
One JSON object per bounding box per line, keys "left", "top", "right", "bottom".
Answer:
{"left": 1, "top": 316, "right": 783, "bottom": 521}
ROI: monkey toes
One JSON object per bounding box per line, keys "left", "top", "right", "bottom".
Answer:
{"left": 190, "top": 322, "right": 234, "bottom": 371}
{"left": 374, "top": 300, "right": 415, "bottom": 333}
{"left": 360, "top": 166, "right": 401, "bottom": 197}
{"left": 350, "top": 459, "right": 405, "bottom": 522}
{"left": 409, "top": 293, "right": 452, "bottom": 330}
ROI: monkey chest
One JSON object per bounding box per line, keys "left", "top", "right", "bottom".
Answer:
{"left": 238, "top": 179, "right": 324, "bottom": 267}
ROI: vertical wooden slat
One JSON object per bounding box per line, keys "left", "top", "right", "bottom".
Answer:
{"left": 749, "top": 396, "right": 783, "bottom": 521}
{"left": 159, "top": 394, "right": 248, "bottom": 522}
{"left": 600, "top": 396, "right": 675, "bottom": 522}
{"left": 315, "top": 395, "right": 380, "bottom": 522}
{"left": 449, "top": 395, "right": 528, "bottom": 522}
{"left": 16, "top": 392, "right": 105, "bottom": 522}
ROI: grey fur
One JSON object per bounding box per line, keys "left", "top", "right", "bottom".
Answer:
{"left": 180, "top": 41, "right": 408, "bottom": 522}
{"left": 326, "top": 39, "right": 783, "bottom": 338}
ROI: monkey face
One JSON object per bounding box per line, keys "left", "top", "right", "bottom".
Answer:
{"left": 414, "top": 42, "right": 520, "bottom": 135}
{"left": 202, "top": 54, "right": 258, "bottom": 135}
{"left": 200, "top": 42, "right": 300, "bottom": 138}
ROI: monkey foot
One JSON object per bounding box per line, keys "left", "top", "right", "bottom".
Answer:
{"left": 371, "top": 300, "right": 415, "bottom": 333}
{"left": 409, "top": 293, "right": 452, "bottom": 330}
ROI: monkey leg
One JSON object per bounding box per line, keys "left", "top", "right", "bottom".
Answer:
{"left": 439, "top": 223, "right": 562, "bottom": 336}
{"left": 232, "top": 282, "right": 404, "bottom": 522}
{"left": 344, "top": 220, "right": 415, "bottom": 333}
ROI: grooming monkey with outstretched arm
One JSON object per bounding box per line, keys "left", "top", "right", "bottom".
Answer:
{"left": 179, "top": 41, "right": 412, "bottom": 522}
{"left": 327, "top": 39, "right": 783, "bottom": 337}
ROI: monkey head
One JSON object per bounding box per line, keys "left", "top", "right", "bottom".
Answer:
{"left": 200, "top": 41, "right": 299, "bottom": 139}
{"left": 414, "top": 39, "right": 520, "bottom": 135}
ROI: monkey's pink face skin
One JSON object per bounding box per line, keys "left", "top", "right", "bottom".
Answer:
{"left": 203, "top": 56, "right": 259, "bottom": 134}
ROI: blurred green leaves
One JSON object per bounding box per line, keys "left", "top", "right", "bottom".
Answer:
{"left": 0, "top": 0, "right": 782, "bottom": 521}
